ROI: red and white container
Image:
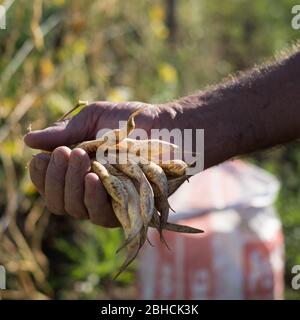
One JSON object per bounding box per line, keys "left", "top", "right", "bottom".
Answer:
{"left": 138, "top": 160, "right": 284, "bottom": 300}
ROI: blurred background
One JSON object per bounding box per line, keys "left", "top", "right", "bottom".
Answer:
{"left": 0, "top": 0, "right": 299, "bottom": 299}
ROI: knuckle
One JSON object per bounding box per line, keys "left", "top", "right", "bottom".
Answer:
{"left": 53, "top": 145, "right": 70, "bottom": 153}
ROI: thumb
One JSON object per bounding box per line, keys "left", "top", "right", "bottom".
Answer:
{"left": 24, "top": 105, "right": 97, "bottom": 151}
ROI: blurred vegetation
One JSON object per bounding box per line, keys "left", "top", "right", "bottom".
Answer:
{"left": 0, "top": 0, "right": 299, "bottom": 299}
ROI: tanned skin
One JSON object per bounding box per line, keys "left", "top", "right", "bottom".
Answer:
{"left": 24, "top": 47, "right": 300, "bottom": 227}
{"left": 159, "top": 47, "right": 300, "bottom": 168}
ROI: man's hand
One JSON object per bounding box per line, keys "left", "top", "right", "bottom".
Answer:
{"left": 25, "top": 48, "right": 300, "bottom": 228}
{"left": 24, "top": 101, "right": 162, "bottom": 227}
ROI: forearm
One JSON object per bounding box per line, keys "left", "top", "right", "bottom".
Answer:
{"left": 161, "top": 48, "right": 300, "bottom": 169}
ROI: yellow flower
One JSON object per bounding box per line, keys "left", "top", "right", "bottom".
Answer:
{"left": 53, "top": 0, "right": 65, "bottom": 7}
{"left": 40, "top": 57, "right": 54, "bottom": 78}
{"left": 151, "top": 22, "right": 169, "bottom": 40}
{"left": 149, "top": 4, "right": 165, "bottom": 22}
{"left": 1, "top": 98, "right": 14, "bottom": 116}
{"left": 158, "top": 63, "right": 178, "bottom": 84}
{"left": 107, "top": 87, "right": 132, "bottom": 102}
{"left": 73, "top": 39, "right": 87, "bottom": 55}
{"left": 2, "top": 139, "right": 23, "bottom": 157}
{"left": 23, "top": 180, "right": 37, "bottom": 196}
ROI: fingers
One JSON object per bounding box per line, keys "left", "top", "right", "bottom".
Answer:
{"left": 45, "top": 146, "right": 71, "bottom": 215}
{"left": 37, "top": 146, "right": 118, "bottom": 226}
{"left": 24, "top": 118, "right": 84, "bottom": 151}
{"left": 29, "top": 153, "right": 51, "bottom": 196}
{"left": 64, "top": 148, "right": 90, "bottom": 219}
{"left": 29, "top": 146, "right": 118, "bottom": 226}
{"left": 84, "top": 173, "right": 120, "bottom": 227}
{"left": 23, "top": 102, "right": 109, "bottom": 151}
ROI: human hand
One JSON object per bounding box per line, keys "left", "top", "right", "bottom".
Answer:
{"left": 24, "top": 101, "right": 163, "bottom": 227}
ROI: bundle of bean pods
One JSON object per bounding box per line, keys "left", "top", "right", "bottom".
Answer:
{"left": 57, "top": 103, "right": 204, "bottom": 278}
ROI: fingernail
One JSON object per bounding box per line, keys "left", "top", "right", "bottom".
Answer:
{"left": 53, "top": 150, "right": 67, "bottom": 167}
{"left": 33, "top": 153, "right": 51, "bottom": 161}
{"left": 34, "top": 157, "right": 48, "bottom": 171}
{"left": 32, "top": 153, "right": 50, "bottom": 171}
